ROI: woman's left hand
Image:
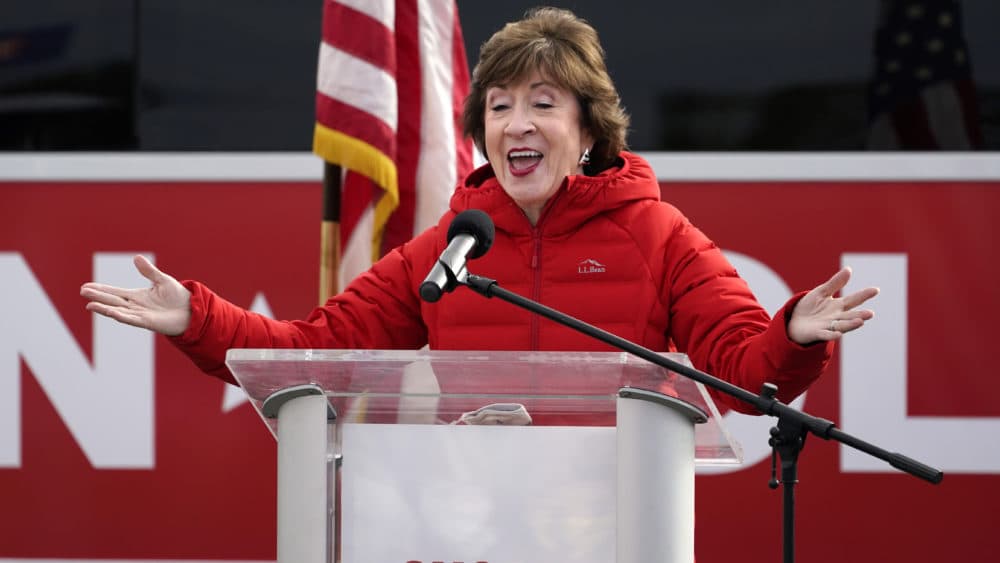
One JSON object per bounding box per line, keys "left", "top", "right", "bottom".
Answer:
{"left": 787, "top": 266, "right": 879, "bottom": 345}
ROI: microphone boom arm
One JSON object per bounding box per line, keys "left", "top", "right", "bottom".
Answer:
{"left": 462, "top": 272, "right": 943, "bottom": 484}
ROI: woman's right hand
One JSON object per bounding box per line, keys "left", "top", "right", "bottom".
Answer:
{"left": 80, "top": 255, "right": 192, "bottom": 336}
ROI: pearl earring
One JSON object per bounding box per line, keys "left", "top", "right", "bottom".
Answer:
{"left": 579, "top": 147, "right": 591, "bottom": 166}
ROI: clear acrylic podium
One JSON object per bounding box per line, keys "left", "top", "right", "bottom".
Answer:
{"left": 226, "top": 349, "right": 741, "bottom": 563}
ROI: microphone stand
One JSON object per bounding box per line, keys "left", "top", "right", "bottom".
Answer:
{"left": 458, "top": 272, "right": 943, "bottom": 563}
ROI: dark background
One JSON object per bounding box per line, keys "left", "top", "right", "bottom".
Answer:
{"left": 1, "top": 0, "right": 997, "bottom": 151}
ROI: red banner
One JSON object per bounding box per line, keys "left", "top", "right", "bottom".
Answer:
{"left": 1, "top": 160, "right": 997, "bottom": 562}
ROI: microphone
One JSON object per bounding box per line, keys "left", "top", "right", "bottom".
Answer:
{"left": 419, "top": 209, "right": 495, "bottom": 303}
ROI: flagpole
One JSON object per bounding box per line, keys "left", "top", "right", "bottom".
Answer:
{"left": 319, "top": 162, "right": 342, "bottom": 304}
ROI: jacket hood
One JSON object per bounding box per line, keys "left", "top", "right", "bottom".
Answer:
{"left": 448, "top": 151, "right": 661, "bottom": 236}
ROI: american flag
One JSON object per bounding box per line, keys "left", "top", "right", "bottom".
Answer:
{"left": 313, "top": 0, "right": 473, "bottom": 293}
{"left": 867, "top": 0, "right": 983, "bottom": 149}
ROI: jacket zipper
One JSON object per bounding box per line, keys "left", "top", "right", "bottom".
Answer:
{"left": 530, "top": 227, "right": 542, "bottom": 350}
{"left": 526, "top": 179, "right": 566, "bottom": 351}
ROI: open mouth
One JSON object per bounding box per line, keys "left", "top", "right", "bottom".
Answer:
{"left": 508, "top": 149, "right": 542, "bottom": 176}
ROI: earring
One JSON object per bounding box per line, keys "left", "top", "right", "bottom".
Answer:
{"left": 579, "top": 147, "right": 591, "bottom": 166}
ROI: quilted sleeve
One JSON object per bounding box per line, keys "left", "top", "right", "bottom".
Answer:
{"left": 168, "top": 234, "right": 435, "bottom": 385}
{"left": 663, "top": 215, "right": 833, "bottom": 414}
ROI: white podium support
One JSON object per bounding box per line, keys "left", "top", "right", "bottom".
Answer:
{"left": 261, "top": 384, "right": 335, "bottom": 563}
{"left": 617, "top": 388, "right": 708, "bottom": 563}
{"left": 227, "top": 349, "right": 741, "bottom": 563}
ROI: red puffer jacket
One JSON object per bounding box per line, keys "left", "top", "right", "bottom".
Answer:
{"left": 170, "top": 152, "right": 831, "bottom": 413}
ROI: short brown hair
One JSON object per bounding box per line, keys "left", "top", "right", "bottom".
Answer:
{"left": 462, "top": 7, "right": 630, "bottom": 172}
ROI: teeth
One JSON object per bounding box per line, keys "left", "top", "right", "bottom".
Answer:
{"left": 508, "top": 150, "right": 542, "bottom": 159}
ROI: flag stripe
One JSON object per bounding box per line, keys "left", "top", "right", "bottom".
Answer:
{"left": 322, "top": 2, "right": 395, "bottom": 73}
{"left": 451, "top": 6, "right": 473, "bottom": 184}
{"left": 338, "top": 177, "right": 377, "bottom": 290}
{"left": 867, "top": 114, "right": 900, "bottom": 149}
{"left": 955, "top": 78, "right": 984, "bottom": 147}
{"left": 315, "top": 93, "right": 396, "bottom": 157}
{"left": 414, "top": 0, "right": 460, "bottom": 234}
{"left": 922, "top": 82, "right": 971, "bottom": 149}
{"left": 335, "top": 0, "right": 394, "bottom": 29}
{"left": 382, "top": 0, "right": 422, "bottom": 253}
{"left": 890, "top": 97, "right": 939, "bottom": 149}
{"left": 317, "top": 42, "right": 397, "bottom": 131}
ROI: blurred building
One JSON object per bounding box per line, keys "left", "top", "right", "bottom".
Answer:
{"left": 1, "top": 0, "right": 997, "bottom": 151}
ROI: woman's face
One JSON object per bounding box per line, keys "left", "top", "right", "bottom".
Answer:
{"left": 484, "top": 69, "right": 593, "bottom": 224}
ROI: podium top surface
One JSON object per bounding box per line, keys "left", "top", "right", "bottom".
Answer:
{"left": 226, "top": 349, "right": 742, "bottom": 465}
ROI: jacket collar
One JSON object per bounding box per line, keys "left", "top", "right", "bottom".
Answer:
{"left": 450, "top": 151, "right": 660, "bottom": 236}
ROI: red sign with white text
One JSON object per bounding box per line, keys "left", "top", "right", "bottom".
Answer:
{"left": 1, "top": 172, "right": 997, "bottom": 562}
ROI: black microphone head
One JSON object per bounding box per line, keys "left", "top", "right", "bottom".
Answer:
{"left": 446, "top": 209, "right": 495, "bottom": 259}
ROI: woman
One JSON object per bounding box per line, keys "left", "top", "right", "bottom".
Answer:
{"left": 80, "top": 7, "right": 877, "bottom": 413}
